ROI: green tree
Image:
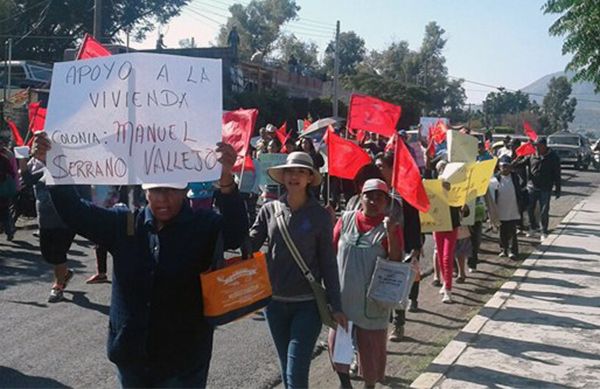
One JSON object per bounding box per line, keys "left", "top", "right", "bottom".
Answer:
{"left": 0, "top": 0, "right": 190, "bottom": 62}
{"left": 482, "top": 89, "right": 532, "bottom": 126}
{"left": 543, "top": 0, "right": 600, "bottom": 91}
{"left": 275, "top": 33, "right": 319, "bottom": 74}
{"left": 216, "top": 0, "right": 299, "bottom": 61}
{"left": 418, "top": 22, "right": 449, "bottom": 115}
{"left": 323, "top": 31, "right": 366, "bottom": 77}
{"left": 542, "top": 76, "right": 577, "bottom": 133}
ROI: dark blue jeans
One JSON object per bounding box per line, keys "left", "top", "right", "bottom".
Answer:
{"left": 528, "top": 189, "right": 551, "bottom": 234}
{"left": 117, "top": 359, "right": 210, "bottom": 388}
{"left": 116, "top": 332, "right": 213, "bottom": 388}
{"left": 265, "top": 300, "right": 322, "bottom": 389}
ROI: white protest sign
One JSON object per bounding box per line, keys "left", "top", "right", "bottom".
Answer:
{"left": 448, "top": 130, "right": 478, "bottom": 162}
{"left": 45, "top": 53, "right": 222, "bottom": 185}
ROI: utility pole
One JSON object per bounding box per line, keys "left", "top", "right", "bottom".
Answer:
{"left": 332, "top": 20, "right": 340, "bottom": 119}
{"left": 93, "top": 0, "right": 103, "bottom": 41}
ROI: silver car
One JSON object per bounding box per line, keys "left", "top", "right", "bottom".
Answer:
{"left": 547, "top": 131, "right": 592, "bottom": 170}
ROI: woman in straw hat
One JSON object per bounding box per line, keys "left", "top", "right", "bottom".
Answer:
{"left": 250, "top": 151, "right": 347, "bottom": 389}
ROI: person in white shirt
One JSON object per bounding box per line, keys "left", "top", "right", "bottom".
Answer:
{"left": 494, "top": 156, "right": 524, "bottom": 259}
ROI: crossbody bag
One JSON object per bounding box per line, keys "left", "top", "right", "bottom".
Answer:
{"left": 273, "top": 200, "right": 337, "bottom": 328}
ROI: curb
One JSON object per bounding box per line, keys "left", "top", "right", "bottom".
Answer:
{"left": 409, "top": 198, "right": 588, "bottom": 389}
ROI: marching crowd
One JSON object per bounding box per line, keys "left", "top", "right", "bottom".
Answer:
{"left": 0, "top": 124, "right": 561, "bottom": 388}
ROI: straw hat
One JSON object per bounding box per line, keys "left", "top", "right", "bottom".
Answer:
{"left": 267, "top": 151, "right": 322, "bottom": 187}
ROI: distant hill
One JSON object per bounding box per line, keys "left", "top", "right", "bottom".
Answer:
{"left": 521, "top": 71, "right": 600, "bottom": 134}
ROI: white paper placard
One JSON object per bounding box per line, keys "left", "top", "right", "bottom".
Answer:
{"left": 332, "top": 321, "right": 354, "bottom": 365}
{"left": 44, "top": 53, "right": 222, "bottom": 185}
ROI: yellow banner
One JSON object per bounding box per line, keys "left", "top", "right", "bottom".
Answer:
{"left": 420, "top": 180, "right": 453, "bottom": 233}
{"left": 448, "top": 130, "right": 478, "bottom": 162}
{"left": 470, "top": 158, "right": 498, "bottom": 197}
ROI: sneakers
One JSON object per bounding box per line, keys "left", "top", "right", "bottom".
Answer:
{"left": 86, "top": 273, "right": 109, "bottom": 284}
{"left": 48, "top": 269, "right": 74, "bottom": 303}
{"left": 525, "top": 231, "right": 533, "bottom": 237}
{"left": 540, "top": 234, "right": 548, "bottom": 242}
{"left": 456, "top": 276, "right": 466, "bottom": 284}
{"left": 499, "top": 251, "right": 507, "bottom": 257}
{"left": 48, "top": 285, "right": 64, "bottom": 303}
{"left": 509, "top": 253, "right": 517, "bottom": 260}
{"left": 408, "top": 299, "right": 419, "bottom": 312}
{"left": 442, "top": 290, "right": 453, "bottom": 304}
{"left": 388, "top": 324, "right": 404, "bottom": 342}
{"left": 432, "top": 278, "right": 442, "bottom": 287}
{"left": 468, "top": 267, "right": 476, "bottom": 273}
{"left": 439, "top": 285, "right": 446, "bottom": 294}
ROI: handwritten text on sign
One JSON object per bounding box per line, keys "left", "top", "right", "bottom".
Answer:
{"left": 45, "top": 53, "right": 222, "bottom": 185}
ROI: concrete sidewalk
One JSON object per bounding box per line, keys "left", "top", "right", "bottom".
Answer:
{"left": 411, "top": 188, "right": 600, "bottom": 388}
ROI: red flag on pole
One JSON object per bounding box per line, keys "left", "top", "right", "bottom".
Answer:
{"left": 523, "top": 121, "right": 538, "bottom": 141}
{"left": 430, "top": 120, "right": 448, "bottom": 144}
{"left": 222, "top": 109, "right": 258, "bottom": 172}
{"left": 325, "top": 126, "right": 372, "bottom": 180}
{"left": 76, "top": 33, "right": 111, "bottom": 60}
{"left": 28, "top": 102, "right": 46, "bottom": 132}
{"left": 275, "top": 122, "right": 291, "bottom": 153}
{"left": 392, "top": 137, "right": 430, "bottom": 213}
{"left": 347, "top": 94, "right": 401, "bottom": 138}
{"left": 6, "top": 119, "right": 24, "bottom": 146}
{"left": 516, "top": 142, "right": 536, "bottom": 157}
{"left": 303, "top": 119, "right": 312, "bottom": 132}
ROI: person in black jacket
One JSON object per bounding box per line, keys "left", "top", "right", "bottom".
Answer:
{"left": 515, "top": 137, "right": 561, "bottom": 241}
{"left": 32, "top": 132, "right": 248, "bottom": 388}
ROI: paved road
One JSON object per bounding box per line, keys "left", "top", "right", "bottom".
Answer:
{"left": 0, "top": 168, "right": 595, "bottom": 388}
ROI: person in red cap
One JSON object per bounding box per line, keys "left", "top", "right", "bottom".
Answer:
{"left": 330, "top": 178, "right": 403, "bottom": 389}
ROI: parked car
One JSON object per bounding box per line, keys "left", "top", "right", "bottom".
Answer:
{"left": 547, "top": 131, "right": 592, "bottom": 170}
{"left": 0, "top": 61, "right": 52, "bottom": 89}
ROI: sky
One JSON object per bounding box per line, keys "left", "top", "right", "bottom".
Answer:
{"left": 130, "top": 0, "right": 572, "bottom": 104}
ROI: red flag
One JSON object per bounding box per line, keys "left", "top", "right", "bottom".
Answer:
{"left": 6, "top": 119, "right": 24, "bottom": 146}
{"left": 77, "top": 33, "right": 111, "bottom": 60}
{"left": 485, "top": 139, "right": 491, "bottom": 151}
{"left": 232, "top": 155, "right": 255, "bottom": 173}
{"left": 347, "top": 94, "right": 401, "bottom": 138}
{"left": 325, "top": 126, "right": 372, "bottom": 180}
{"left": 516, "top": 142, "right": 536, "bottom": 157}
{"left": 222, "top": 109, "right": 258, "bottom": 171}
{"left": 28, "top": 102, "right": 46, "bottom": 132}
{"left": 430, "top": 120, "right": 448, "bottom": 144}
{"left": 275, "top": 122, "right": 292, "bottom": 153}
{"left": 392, "top": 137, "right": 430, "bottom": 213}
{"left": 523, "top": 121, "right": 538, "bottom": 141}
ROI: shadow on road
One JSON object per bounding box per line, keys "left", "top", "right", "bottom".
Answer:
{"left": 478, "top": 306, "right": 600, "bottom": 330}
{"left": 0, "top": 366, "right": 69, "bottom": 388}
{"left": 65, "top": 290, "right": 110, "bottom": 316}
{"left": 427, "top": 364, "right": 566, "bottom": 388}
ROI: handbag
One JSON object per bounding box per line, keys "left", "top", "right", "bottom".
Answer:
{"left": 0, "top": 176, "right": 17, "bottom": 198}
{"left": 273, "top": 201, "right": 337, "bottom": 328}
{"left": 201, "top": 251, "right": 272, "bottom": 326}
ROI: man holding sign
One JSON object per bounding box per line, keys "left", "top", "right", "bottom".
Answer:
{"left": 32, "top": 132, "right": 247, "bottom": 387}
{"left": 31, "top": 52, "right": 248, "bottom": 387}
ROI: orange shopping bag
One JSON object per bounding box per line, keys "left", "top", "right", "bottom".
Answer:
{"left": 201, "top": 252, "right": 272, "bottom": 326}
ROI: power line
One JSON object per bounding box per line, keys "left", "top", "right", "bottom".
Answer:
{"left": 196, "top": 0, "right": 334, "bottom": 29}
{"left": 183, "top": 8, "right": 224, "bottom": 27}
{"left": 451, "top": 76, "right": 600, "bottom": 104}
{"left": 0, "top": 0, "right": 52, "bottom": 26}
{"left": 0, "top": 34, "right": 75, "bottom": 40}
